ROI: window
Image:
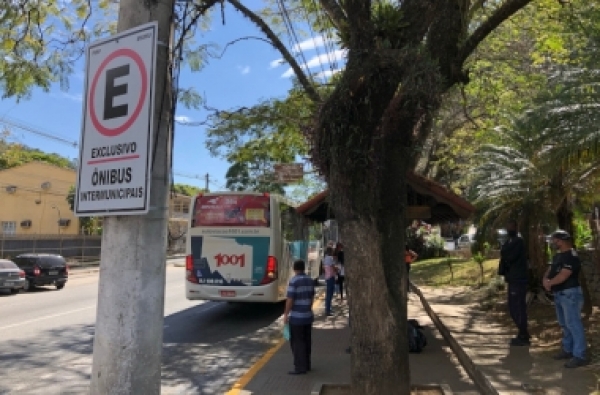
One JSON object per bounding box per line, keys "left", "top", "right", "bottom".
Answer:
{"left": 2, "top": 221, "right": 16, "bottom": 235}
{"left": 41, "top": 256, "right": 66, "bottom": 268}
{"left": 193, "top": 194, "right": 270, "bottom": 227}
{"left": 0, "top": 261, "right": 17, "bottom": 269}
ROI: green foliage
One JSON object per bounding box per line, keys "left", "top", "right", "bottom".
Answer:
{"left": 66, "top": 185, "right": 95, "bottom": 234}
{"left": 0, "top": 142, "right": 74, "bottom": 170}
{"left": 172, "top": 183, "right": 203, "bottom": 196}
{"left": 0, "top": 0, "right": 114, "bottom": 98}
{"left": 420, "top": 0, "right": 597, "bottom": 194}
{"left": 573, "top": 211, "right": 593, "bottom": 249}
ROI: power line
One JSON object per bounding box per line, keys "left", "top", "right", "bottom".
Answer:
{"left": 0, "top": 116, "right": 78, "bottom": 148}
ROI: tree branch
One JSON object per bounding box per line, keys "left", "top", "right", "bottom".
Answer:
{"left": 459, "top": 0, "right": 534, "bottom": 64}
{"left": 318, "top": 0, "right": 347, "bottom": 30}
{"left": 227, "top": 0, "right": 321, "bottom": 103}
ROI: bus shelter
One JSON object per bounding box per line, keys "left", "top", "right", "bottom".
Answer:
{"left": 296, "top": 172, "right": 475, "bottom": 225}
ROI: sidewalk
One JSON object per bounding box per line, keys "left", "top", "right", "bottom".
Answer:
{"left": 68, "top": 254, "right": 185, "bottom": 275}
{"left": 240, "top": 293, "right": 480, "bottom": 395}
{"left": 237, "top": 286, "right": 598, "bottom": 395}
{"left": 420, "top": 287, "right": 597, "bottom": 395}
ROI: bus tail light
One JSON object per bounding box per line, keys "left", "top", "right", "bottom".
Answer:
{"left": 260, "top": 256, "right": 278, "bottom": 285}
{"left": 186, "top": 255, "right": 197, "bottom": 283}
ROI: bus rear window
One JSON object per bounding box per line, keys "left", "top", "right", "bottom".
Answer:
{"left": 193, "top": 195, "right": 270, "bottom": 227}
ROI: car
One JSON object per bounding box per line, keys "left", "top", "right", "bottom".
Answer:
{"left": 13, "top": 254, "right": 68, "bottom": 291}
{"left": 0, "top": 259, "right": 26, "bottom": 294}
{"left": 457, "top": 234, "right": 476, "bottom": 250}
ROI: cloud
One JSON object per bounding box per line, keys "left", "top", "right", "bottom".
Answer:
{"left": 269, "top": 59, "right": 284, "bottom": 69}
{"left": 292, "top": 35, "right": 326, "bottom": 52}
{"left": 237, "top": 65, "right": 251, "bottom": 75}
{"left": 175, "top": 115, "right": 192, "bottom": 124}
{"left": 315, "top": 69, "right": 343, "bottom": 79}
{"left": 280, "top": 50, "right": 347, "bottom": 78}
{"left": 60, "top": 92, "right": 83, "bottom": 102}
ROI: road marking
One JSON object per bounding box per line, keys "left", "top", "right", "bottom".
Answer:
{"left": 0, "top": 305, "right": 95, "bottom": 331}
{"left": 225, "top": 293, "right": 325, "bottom": 395}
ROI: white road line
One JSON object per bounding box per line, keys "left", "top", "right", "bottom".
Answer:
{"left": 0, "top": 305, "right": 95, "bottom": 331}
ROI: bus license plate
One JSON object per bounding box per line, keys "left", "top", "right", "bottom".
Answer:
{"left": 220, "top": 290, "right": 236, "bottom": 297}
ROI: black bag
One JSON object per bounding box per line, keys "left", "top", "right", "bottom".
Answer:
{"left": 408, "top": 319, "right": 427, "bottom": 353}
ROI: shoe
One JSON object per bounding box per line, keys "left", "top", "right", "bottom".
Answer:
{"left": 345, "top": 347, "right": 351, "bottom": 354}
{"left": 326, "top": 312, "right": 333, "bottom": 316}
{"left": 288, "top": 370, "right": 307, "bottom": 375}
{"left": 510, "top": 337, "right": 530, "bottom": 346}
{"left": 564, "top": 357, "right": 587, "bottom": 368}
{"left": 553, "top": 350, "right": 573, "bottom": 360}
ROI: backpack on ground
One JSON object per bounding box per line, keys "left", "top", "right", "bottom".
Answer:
{"left": 408, "top": 319, "right": 427, "bottom": 353}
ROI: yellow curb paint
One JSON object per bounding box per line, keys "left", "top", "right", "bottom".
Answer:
{"left": 225, "top": 292, "right": 325, "bottom": 395}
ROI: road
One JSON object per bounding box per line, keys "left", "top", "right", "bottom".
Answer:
{"left": 0, "top": 262, "right": 285, "bottom": 394}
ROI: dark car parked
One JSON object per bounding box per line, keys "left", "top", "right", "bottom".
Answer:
{"left": 14, "top": 254, "right": 68, "bottom": 291}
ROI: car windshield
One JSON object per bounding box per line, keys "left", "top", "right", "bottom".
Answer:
{"left": 0, "top": 261, "right": 17, "bottom": 269}
{"left": 41, "top": 256, "right": 66, "bottom": 267}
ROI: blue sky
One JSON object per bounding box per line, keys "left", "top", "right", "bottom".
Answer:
{"left": 0, "top": 1, "right": 343, "bottom": 190}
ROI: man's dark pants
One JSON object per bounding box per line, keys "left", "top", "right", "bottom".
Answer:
{"left": 290, "top": 323, "right": 312, "bottom": 372}
{"left": 508, "top": 281, "right": 529, "bottom": 338}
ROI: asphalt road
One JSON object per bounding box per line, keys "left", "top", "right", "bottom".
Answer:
{"left": 0, "top": 261, "right": 285, "bottom": 394}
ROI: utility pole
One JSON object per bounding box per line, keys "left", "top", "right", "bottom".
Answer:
{"left": 89, "top": 0, "right": 174, "bottom": 394}
{"left": 205, "top": 172, "right": 209, "bottom": 191}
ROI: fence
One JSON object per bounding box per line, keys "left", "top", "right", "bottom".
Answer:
{"left": 0, "top": 234, "right": 101, "bottom": 265}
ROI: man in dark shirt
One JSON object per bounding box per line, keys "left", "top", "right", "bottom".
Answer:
{"left": 284, "top": 259, "right": 315, "bottom": 375}
{"left": 499, "top": 219, "right": 530, "bottom": 346}
{"left": 543, "top": 230, "right": 587, "bottom": 368}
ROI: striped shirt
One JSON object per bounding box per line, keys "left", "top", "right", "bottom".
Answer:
{"left": 286, "top": 273, "right": 315, "bottom": 325}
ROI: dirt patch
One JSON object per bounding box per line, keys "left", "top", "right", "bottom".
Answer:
{"left": 320, "top": 385, "right": 444, "bottom": 394}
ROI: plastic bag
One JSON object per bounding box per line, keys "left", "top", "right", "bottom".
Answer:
{"left": 283, "top": 323, "right": 290, "bottom": 341}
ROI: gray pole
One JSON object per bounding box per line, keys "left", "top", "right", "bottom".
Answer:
{"left": 89, "top": 0, "right": 174, "bottom": 393}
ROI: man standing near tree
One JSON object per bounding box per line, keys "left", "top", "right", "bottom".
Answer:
{"left": 499, "top": 219, "right": 530, "bottom": 346}
{"left": 543, "top": 230, "right": 587, "bottom": 368}
{"left": 284, "top": 259, "right": 315, "bottom": 375}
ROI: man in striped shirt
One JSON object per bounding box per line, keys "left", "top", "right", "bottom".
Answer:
{"left": 284, "top": 259, "right": 315, "bottom": 375}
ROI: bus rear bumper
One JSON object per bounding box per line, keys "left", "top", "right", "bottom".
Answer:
{"left": 185, "top": 282, "right": 282, "bottom": 303}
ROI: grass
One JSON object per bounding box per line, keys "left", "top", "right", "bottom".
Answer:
{"left": 410, "top": 257, "right": 499, "bottom": 287}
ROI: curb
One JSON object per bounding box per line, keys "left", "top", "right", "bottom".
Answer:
{"left": 68, "top": 256, "right": 186, "bottom": 276}
{"left": 411, "top": 283, "right": 499, "bottom": 395}
{"left": 310, "top": 383, "right": 453, "bottom": 395}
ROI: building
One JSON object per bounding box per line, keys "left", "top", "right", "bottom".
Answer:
{"left": 0, "top": 162, "right": 79, "bottom": 236}
{"left": 167, "top": 193, "right": 192, "bottom": 252}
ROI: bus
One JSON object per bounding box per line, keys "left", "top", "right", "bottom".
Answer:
{"left": 185, "top": 192, "right": 309, "bottom": 303}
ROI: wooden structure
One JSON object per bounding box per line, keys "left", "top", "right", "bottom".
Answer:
{"left": 297, "top": 172, "right": 475, "bottom": 224}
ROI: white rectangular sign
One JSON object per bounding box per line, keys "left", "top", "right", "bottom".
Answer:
{"left": 75, "top": 22, "right": 157, "bottom": 216}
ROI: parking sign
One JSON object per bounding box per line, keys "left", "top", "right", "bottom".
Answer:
{"left": 75, "top": 22, "right": 157, "bottom": 216}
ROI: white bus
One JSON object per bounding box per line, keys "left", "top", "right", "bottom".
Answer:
{"left": 185, "top": 192, "right": 309, "bottom": 303}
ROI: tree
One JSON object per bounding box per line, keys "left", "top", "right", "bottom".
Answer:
{"left": 172, "top": 183, "right": 203, "bottom": 196}
{"left": 0, "top": 0, "right": 114, "bottom": 99}
{"left": 213, "top": 0, "right": 543, "bottom": 393}
{"left": 205, "top": 84, "right": 320, "bottom": 194}
{"left": 66, "top": 185, "right": 96, "bottom": 234}
{"left": 0, "top": 143, "right": 75, "bottom": 170}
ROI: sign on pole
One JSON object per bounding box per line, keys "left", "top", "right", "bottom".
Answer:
{"left": 273, "top": 163, "right": 304, "bottom": 183}
{"left": 75, "top": 22, "right": 157, "bottom": 216}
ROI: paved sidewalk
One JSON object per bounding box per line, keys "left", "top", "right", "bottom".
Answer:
{"left": 241, "top": 293, "right": 480, "bottom": 395}
{"left": 421, "top": 287, "right": 597, "bottom": 395}
{"left": 238, "top": 287, "right": 598, "bottom": 394}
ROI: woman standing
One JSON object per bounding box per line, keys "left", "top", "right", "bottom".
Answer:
{"left": 323, "top": 247, "right": 336, "bottom": 316}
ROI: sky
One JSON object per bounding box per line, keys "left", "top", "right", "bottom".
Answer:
{"left": 0, "top": 0, "right": 344, "bottom": 191}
